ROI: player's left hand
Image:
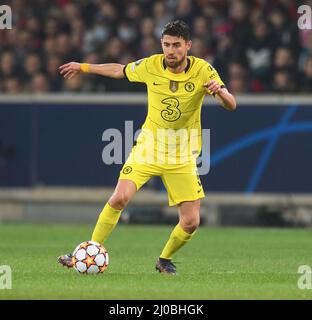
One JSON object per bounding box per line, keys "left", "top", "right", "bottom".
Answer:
{"left": 203, "top": 80, "right": 221, "bottom": 95}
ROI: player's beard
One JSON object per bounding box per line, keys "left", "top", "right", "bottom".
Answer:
{"left": 165, "top": 54, "right": 186, "bottom": 69}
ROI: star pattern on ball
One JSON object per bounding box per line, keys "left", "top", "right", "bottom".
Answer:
{"left": 99, "top": 247, "right": 107, "bottom": 254}
{"left": 83, "top": 254, "right": 96, "bottom": 268}
{"left": 72, "top": 256, "right": 78, "bottom": 265}
{"left": 79, "top": 242, "right": 90, "bottom": 250}
{"left": 99, "top": 264, "right": 108, "bottom": 273}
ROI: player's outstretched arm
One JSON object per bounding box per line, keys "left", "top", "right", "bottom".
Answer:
{"left": 59, "top": 62, "right": 125, "bottom": 80}
{"left": 203, "top": 80, "right": 236, "bottom": 111}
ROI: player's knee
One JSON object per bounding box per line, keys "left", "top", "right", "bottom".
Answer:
{"left": 190, "top": 217, "right": 200, "bottom": 232}
{"left": 109, "top": 192, "right": 131, "bottom": 209}
{"left": 181, "top": 216, "right": 200, "bottom": 233}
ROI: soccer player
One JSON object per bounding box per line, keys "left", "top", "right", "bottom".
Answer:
{"left": 58, "top": 20, "right": 236, "bottom": 275}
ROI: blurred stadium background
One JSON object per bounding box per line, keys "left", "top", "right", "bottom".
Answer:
{"left": 0, "top": 0, "right": 312, "bottom": 228}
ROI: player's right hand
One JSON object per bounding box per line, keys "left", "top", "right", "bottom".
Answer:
{"left": 59, "top": 62, "right": 81, "bottom": 79}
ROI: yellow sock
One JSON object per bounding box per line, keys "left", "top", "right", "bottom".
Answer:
{"left": 159, "top": 224, "right": 196, "bottom": 260}
{"left": 91, "top": 203, "right": 122, "bottom": 244}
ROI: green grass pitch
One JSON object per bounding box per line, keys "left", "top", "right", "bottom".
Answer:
{"left": 0, "top": 224, "right": 312, "bottom": 299}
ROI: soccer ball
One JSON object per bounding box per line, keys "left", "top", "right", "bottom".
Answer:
{"left": 72, "top": 241, "right": 109, "bottom": 274}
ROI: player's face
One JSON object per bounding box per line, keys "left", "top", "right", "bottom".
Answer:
{"left": 161, "top": 35, "right": 192, "bottom": 69}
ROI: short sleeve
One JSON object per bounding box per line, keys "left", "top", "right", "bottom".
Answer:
{"left": 124, "top": 58, "right": 147, "bottom": 83}
{"left": 202, "top": 63, "right": 225, "bottom": 95}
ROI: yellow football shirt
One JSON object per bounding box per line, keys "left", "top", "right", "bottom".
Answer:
{"left": 124, "top": 54, "right": 225, "bottom": 164}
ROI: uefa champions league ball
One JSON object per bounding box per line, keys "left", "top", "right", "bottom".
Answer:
{"left": 72, "top": 241, "right": 109, "bottom": 274}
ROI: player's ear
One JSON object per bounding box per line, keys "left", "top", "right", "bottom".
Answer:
{"left": 186, "top": 40, "right": 192, "bottom": 51}
{"left": 160, "top": 37, "right": 165, "bottom": 49}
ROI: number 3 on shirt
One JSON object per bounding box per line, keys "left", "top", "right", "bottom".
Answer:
{"left": 160, "top": 97, "right": 181, "bottom": 122}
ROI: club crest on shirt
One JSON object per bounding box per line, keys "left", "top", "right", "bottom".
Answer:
{"left": 169, "top": 80, "right": 179, "bottom": 92}
{"left": 185, "top": 82, "right": 195, "bottom": 92}
{"left": 122, "top": 166, "right": 132, "bottom": 174}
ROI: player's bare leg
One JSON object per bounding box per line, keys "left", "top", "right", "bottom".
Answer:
{"left": 178, "top": 199, "right": 201, "bottom": 234}
{"left": 91, "top": 179, "right": 137, "bottom": 243}
{"left": 156, "top": 199, "right": 200, "bottom": 275}
{"left": 107, "top": 179, "right": 138, "bottom": 210}
{"left": 58, "top": 179, "right": 137, "bottom": 268}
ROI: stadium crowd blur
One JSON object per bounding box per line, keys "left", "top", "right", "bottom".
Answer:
{"left": 0, "top": 0, "right": 311, "bottom": 94}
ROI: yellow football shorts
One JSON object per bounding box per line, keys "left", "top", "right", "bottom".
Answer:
{"left": 119, "top": 146, "right": 205, "bottom": 206}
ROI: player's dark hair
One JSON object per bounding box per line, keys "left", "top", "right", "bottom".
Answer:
{"left": 161, "top": 20, "right": 191, "bottom": 41}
